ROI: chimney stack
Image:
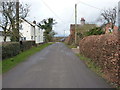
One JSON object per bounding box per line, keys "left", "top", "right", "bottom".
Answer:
{"left": 81, "top": 18, "right": 85, "bottom": 25}
{"left": 33, "top": 20, "right": 36, "bottom": 24}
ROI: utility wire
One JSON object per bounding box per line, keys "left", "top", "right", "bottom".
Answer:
{"left": 77, "top": 1, "right": 103, "bottom": 11}
{"left": 41, "top": 0, "right": 68, "bottom": 36}
{"left": 41, "top": 0, "right": 63, "bottom": 22}
{"left": 41, "top": 0, "right": 74, "bottom": 35}
{"left": 41, "top": 0, "right": 75, "bottom": 24}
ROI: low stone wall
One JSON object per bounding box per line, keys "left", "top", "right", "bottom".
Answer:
{"left": 79, "top": 32, "right": 120, "bottom": 87}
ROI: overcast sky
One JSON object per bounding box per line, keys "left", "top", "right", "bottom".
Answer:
{"left": 20, "top": 0, "right": 120, "bottom": 36}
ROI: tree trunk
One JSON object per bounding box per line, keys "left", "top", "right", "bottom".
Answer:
{"left": 111, "top": 23, "right": 114, "bottom": 30}
{"left": 11, "top": 20, "right": 16, "bottom": 41}
{"left": 4, "top": 35, "right": 7, "bottom": 42}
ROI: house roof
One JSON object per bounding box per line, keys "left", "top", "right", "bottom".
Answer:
{"left": 70, "top": 24, "right": 96, "bottom": 33}
{"left": 81, "top": 18, "right": 85, "bottom": 21}
{"left": 21, "top": 18, "right": 36, "bottom": 27}
{"left": 21, "top": 18, "right": 41, "bottom": 28}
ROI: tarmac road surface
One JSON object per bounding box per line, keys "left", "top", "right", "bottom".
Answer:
{"left": 3, "top": 42, "right": 110, "bottom": 88}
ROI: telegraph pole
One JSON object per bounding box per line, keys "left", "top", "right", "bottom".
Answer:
{"left": 16, "top": 0, "right": 19, "bottom": 41}
{"left": 75, "top": 4, "right": 77, "bottom": 45}
{"left": 64, "top": 30, "right": 65, "bottom": 38}
{"left": 118, "top": 1, "right": 120, "bottom": 30}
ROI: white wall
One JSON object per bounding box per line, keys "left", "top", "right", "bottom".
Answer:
{"left": 35, "top": 26, "right": 40, "bottom": 44}
{"left": 35, "top": 26, "right": 44, "bottom": 44}
{"left": 0, "top": 36, "right": 11, "bottom": 42}
{"left": 20, "top": 20, "right": 44, "bottom": 44}
{"left": 20, "top": 21, "right": 34, "bottom": 41}
{"left": 40, "top": 29, "right": 44, "bottom": 43}
{"left": 31, "top": 26, "right": 35, "bottom": 41}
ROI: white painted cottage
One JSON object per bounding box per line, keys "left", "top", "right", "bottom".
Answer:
{"left": 19, "top": 19, "right": 44, "bottom": 44}
{"left": 0, "top": 19, "right": 44, "bottom": 43}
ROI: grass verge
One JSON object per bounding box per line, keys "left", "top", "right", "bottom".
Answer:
{"left": 63, "top": 42, "right": 77, "bottom": 48}
{"left": 64, "top": 43, "right": 103, "bottom": 76}
{"left": 0, "top": 43, "right": 54, "bottom": 74}
{"left": 76, "top": 54, "right": 103, "bottom": 76}
{"left": 76, "top": 54, "right": 120, "bottom": 89}
{"left": 65, "top": 43, "right": 119, "bottom": 89}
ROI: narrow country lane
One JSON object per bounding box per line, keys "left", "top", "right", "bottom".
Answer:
{"left": 3, "top": 42, "right": 110, "bottom": 88}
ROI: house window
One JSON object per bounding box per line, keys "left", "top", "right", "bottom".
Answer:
{"left": 21, "top": 37, "right": 25, "bottom": 41}
{"left": 19, "top": 24, "right": 23, "bottom": 30}
{"left": 24, "top": 37, "right": 26, "bottom": 40}
{"left": 31, "top": 36, "right": 33, "bottom": 39}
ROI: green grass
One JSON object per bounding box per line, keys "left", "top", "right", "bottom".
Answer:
{"left": 76, "top": 54, "right": 103, "bottom": 76}
{"left": 63, "top": 42, "right": 77, "bottom": 48}
{"left": 117, "top": 87, "right": 120, "bottom": 90}
{"left": 0, "top": 43, "right": 54, "bottom": 74}
{"left": 64, "top": 41, "right": 119, "bottom": 88}
{"left": 68, "top": 45, "right": 77, "bottom": 48}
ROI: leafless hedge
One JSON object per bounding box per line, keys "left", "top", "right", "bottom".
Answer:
{"left": 79, "top": 32, "right": 120, "bottom": 87}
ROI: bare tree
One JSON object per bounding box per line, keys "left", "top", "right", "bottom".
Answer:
{"left": 0, "top": 1, "right": 29, "bottom": 42}
{"left": 0, "top": 2, "right": 11, "bottom": 42}
{"left": 101, "top": 7, "right": 117, "bottom": 29}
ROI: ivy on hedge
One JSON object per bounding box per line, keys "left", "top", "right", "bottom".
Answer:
{"left": 84, "top": 27, "right": 105, "bottom": 36}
